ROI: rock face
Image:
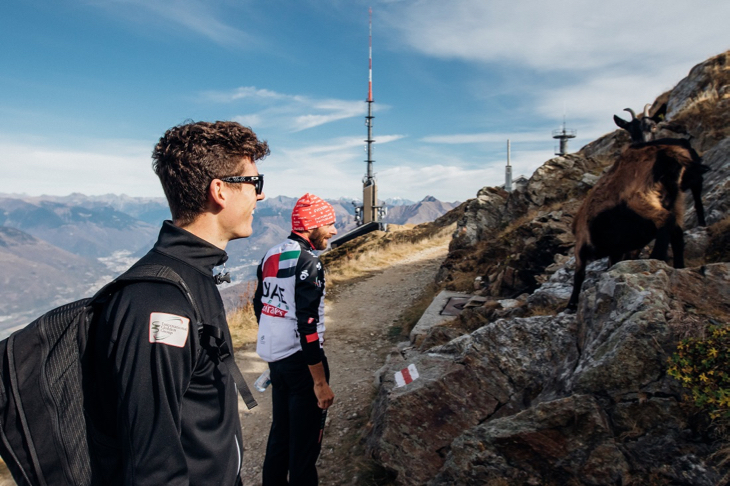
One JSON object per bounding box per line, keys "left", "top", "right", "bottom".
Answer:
{"left": 366, "top": 50, "right": 730, "bottom": 485}
{"left": 439, "top": 50, "right": 730, "bottom": 301}
{"left": 367, "top": 262, "right": 730, "bottom": 485}
{"left": 687, "top": 136, "right": 730, "bottom": 228}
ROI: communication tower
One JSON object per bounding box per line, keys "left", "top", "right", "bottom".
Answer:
{"left": 331, "top": 8, "right": 388, "bottom": 249}
{"left": 505, "top": 139, "right": 513, "bottom": 193}
{"left": 354, "top": 7, "right": 386, "bottom": 226}
{"left": 552, "top": 117, "right": 576, "bottom": 156}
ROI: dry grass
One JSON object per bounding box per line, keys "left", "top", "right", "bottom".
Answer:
{"left": 0, "top": 460, "right": 11, "bottom": 485}
{"left": 712, "top": 445, "right": 730, "bottom": 486}
{"left": 707, "top": 216, "right": 730, "bottom": 264}
{"left": 226, "top": 281, "right": 259, "bottom": 349}
{"left": 496, "top": 201, "right": 568, "bottom": 240}
{"left": 324, "top": 224, "right": 454, "bottom": 291}
{"left": 523, "top": 302, "right": 562, "bottom": 318}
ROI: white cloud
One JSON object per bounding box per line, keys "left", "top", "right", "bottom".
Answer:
{"left": 0, "top": 133, "right": 552, "bottom": 202}
{"left": 376, "top": 164, "right": 497, "bottom": 202}
{"left": 234, "top": 114, "right": 264, "bottom": 128}
{"left": 255, "top": 132, "right": 410, "bottom": 200}
{"left": 381, "top": 0, "right": 729, "bottom": 146}
{"left": 0, "top": 138, "right": 163, "bottom": 197}
{"left": 206, "top": 86, "right": 367, "bottom": 132}
{"left": 382, "top": 0, "right": 729, "bottom": 73}
{"left": 532, "top": 65, "right": 688, "bottom": 140}
{"left": 206, "top": 86, "right": 293, "bottom": 103}
{"left": 421, "top": 130, "right": 550, "bottom": 144}
{"left": 96, "top": 0, "right": 255, "bottom": 48}
{"left": 292, "top": 134, "right": 405, "bottom": 157}
{"left": 262, "top": 149, "right": 363, "bottom": 200}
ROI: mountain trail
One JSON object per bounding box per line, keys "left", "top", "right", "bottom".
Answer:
{"left": 236, "top": 242, "right": 449, "bottom": 485}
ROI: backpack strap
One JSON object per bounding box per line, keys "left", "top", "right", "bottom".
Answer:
{"left": 199, "top": 324, "right": 258, "bottom": 410}
{"left": 92, "top": 264, "right": 204, "bottom": 323}
{"left": 5, "top": 334, "right": 47, "bottom": 486}
{"left": 95, "top": 264, "right": 257, "bottom": 409}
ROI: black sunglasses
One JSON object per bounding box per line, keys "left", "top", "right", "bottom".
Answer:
{"left": 220, "top": 174, "right": 264, "bottom": 195}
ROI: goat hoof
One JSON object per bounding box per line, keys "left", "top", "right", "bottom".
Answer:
{"left": 564, "top": 304, "right": 577, "bottom": 314}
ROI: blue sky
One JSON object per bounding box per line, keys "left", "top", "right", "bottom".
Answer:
{"left": 0, "top": 0, "right": 727, "bottom": 203}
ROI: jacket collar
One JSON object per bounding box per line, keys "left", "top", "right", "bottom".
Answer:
{"left": 289, "top": 231, "right": 315, "bottom": 251}
{"left": 153, "top": 220, "right": 228, "bottom": 275}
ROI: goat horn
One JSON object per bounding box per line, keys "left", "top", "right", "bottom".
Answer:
{"left": 624, "top": 108, "right": 637, "bottom": 120}
{"left": 643, "top": 104, "right": 652, "bottom": 117}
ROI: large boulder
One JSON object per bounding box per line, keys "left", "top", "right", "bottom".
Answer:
{"left": 449, "top": 187, "right": 509, "bottom": 250}
{"left": 522, "top": 153, "right": 607, "bottom": 210}
{"left": 367, "top": 313, "right": 579, "bottom": 485}
{"left": 431, "top": 395, "right": 631, "bottom": 486}
{"left": 366, "top": 262, "right": 730, "bottom": 485}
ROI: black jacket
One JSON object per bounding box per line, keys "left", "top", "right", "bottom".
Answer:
{"left": 84, "top": 221, "right": 243, "bottom": 485}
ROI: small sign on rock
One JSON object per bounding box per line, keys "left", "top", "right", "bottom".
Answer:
{"left": 395, "top": 364, "right": 419, "bottom": 387}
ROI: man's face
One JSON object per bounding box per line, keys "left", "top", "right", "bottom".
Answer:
{"left": 227, "top": 157, "right": 265, "bottom": 239}
{"left": 310, "top": 223, "right": 338, "bottom": 250}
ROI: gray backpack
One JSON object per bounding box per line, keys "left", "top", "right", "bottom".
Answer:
{"left": 0, "top": 264, "right": 256, "bottom": 486}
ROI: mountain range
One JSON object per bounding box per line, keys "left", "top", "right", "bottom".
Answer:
{"left": 0, "top": 193, "right": 459, "bottom": 335}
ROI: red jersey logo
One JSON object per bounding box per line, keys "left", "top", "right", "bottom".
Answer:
{"left": 262, "top": 304, "right": 288, "bottom": 317}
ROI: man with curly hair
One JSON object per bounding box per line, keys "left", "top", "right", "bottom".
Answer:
{"left": 84, "top": 121, "right": 269, "bottom": 485}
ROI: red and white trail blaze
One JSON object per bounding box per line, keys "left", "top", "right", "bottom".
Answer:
{"left": 395, "top": 364, "right": 420, "bottom": 387}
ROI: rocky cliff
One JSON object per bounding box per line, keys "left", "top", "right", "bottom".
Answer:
{"left": 365, "top": 51, "right": 730, "bottom": 484}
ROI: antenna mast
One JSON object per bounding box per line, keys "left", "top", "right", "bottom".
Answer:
{"left": 356, "top": 6, "right": 383, "bottom": 225}
{"left": 505, "top": 139, "right": 512, "bottom": 192}
{"left": 365, "top": 7, "right": 374, "bottom": 183}
{"left": 333, "top": 7, "right": 388, "bottom": 246}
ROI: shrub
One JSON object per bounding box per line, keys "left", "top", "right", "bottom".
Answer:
{"left": 668, "top": 326, "right": 730, "bottom": 422}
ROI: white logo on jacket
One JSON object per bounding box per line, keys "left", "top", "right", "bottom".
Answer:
{"left": 300, "top": 270, "right": 309, "bottom": 280}
{"left": 149, "top": 312, "right": 189, "bottom": 347}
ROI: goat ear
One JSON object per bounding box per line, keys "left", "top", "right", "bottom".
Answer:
{"left": 614, "top": 115, "right": 629, "bottom": 130}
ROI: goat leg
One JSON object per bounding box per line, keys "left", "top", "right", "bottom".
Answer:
{"left": 650, "top": 225, "right": 671, "bottom": 262}
{"left": 670, "top": 224, "right": 685, "bottom": 268}
{"left": 566, "top": 246, "right": 590, "bottom": 313}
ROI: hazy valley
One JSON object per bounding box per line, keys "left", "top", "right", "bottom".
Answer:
{"left": 0, "top": 193, "right": 458, "bottom": 336}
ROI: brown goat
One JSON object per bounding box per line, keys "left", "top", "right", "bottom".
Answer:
{"left": 613, "top": 104, "right": 709, "bottom": 226}
{"left": 566, "top": 143, "right": 694, "bottom": 312}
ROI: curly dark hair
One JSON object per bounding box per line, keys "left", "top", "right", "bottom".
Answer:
{"left": 152, "top": 121, "right": 270, "bottom": 225}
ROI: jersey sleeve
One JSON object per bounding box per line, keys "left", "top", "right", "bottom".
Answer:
{"left": 102, "top": 282, "right": 197, "bottom": 484}
{"left": 294, "top": 252, "right": 325, "bottom": 366}
{"left": 253, "top": 259, "right": 264, "bottom": 323}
